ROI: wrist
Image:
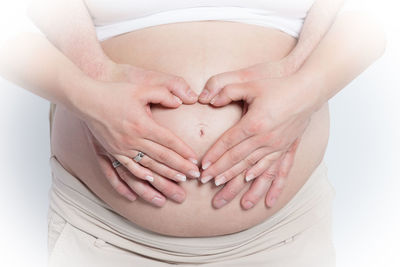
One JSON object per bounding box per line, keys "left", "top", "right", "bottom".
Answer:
{"left": 81, "top": 57, "right": 118, "bottom": 81}
{"left": 287, "top": 72, "right": 325, "bottom": 116}
{"left": 58, "top": 67, "right": 101, "bottom": 121}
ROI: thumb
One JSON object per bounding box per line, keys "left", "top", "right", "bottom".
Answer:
{"left": 145, "top": 87, "right": 183, "bottom": 108}
{"left": 210, "top": 82, "right": 252, "bottom": 107}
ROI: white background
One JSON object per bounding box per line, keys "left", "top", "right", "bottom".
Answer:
{"left": 0, "top": 1, "right": 399, "bottom": 266}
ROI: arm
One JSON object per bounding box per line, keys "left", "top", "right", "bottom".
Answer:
{"left": 197, "top": 0, "right": 346, "bottom": 206}
{"left": 24, "top": 0, "right": 204, "bottom": 205}
{"left": 0, "top": 31, "right": 200, "bottom": 207}
{"left": 27, "top": 0, "right": 113, "bottom": 80}
{"left": 207, "top": 11, "right": 386, "bottom": 209}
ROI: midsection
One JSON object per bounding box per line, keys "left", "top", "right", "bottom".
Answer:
{"left": 51, "top": 21, "right": 330, "bottom": 237}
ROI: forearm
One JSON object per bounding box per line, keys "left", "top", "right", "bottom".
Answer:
{"left": 28, "top": 0, "right": 112, "bottom": 79}
{"left": 284, "top": 0, "right": 345, "bottom": 73}
{"left": 294, "top": 11, "right": 386, "bottom": 113}
{"left": 0, "top": 32, "right": 93, "bottom": 117}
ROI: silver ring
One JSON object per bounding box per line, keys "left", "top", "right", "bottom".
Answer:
{"left": 112, "top": 160, "right": 121, "bottom": 168}
{"left": 133, "top": 151, "right": 145, "bottom": 163}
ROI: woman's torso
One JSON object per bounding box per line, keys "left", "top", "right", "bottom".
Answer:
{"left": 51, "top": 21, "right": 330, "bottom": 237}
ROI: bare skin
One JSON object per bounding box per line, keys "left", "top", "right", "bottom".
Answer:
{"left": 0, "top": 5, "right": 385, "bottom": 237}
{"left": 26, "top": 0, "right": 345, "bottom": 207}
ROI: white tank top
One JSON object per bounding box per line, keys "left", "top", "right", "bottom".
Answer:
{"left": 84, "top": 0, "right": 316, "bottom": 41}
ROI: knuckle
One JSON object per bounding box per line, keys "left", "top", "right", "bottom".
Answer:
{"left": 206, "top": 75, "right": 222, "bottom": 92}
{"left": 238, "top": 68, "right": 255, "bottom": 81}
{"left": 221, "top": 137, "right": 233, "bottom": 149}
{"left": 247, "top": 119, "right": 264, "bottom": 135}
{"left": 118, "top": 157, "right": 131, "bottom": 167}
{"left": 170, "top": 76, "right": 187, "bottom": 90}
{"left": 157, "top": 151, "right": 169, "bottom": 162}
{"left": 244, "top": 154, "right": 258, "bottom": 167}
{"left": 225, "top": 186, "right": 239, "bottom": 199}
{"left": 228, "top": 150, "right": 242, "bottom": 163}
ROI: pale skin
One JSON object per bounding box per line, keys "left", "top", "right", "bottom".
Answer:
{"left": 20, "top": 0, "right": 346, "bottom": 208}
{"left": 0, "top": 1, "right": 385, "bottom": 209}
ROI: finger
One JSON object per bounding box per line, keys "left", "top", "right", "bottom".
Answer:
{"left": 210, "top": 147, "right": 269, "bottom": 185}
{"left": 209, "top": 82, "right": 254, "bottom": 107}
{"left": 240, "top": 171, "right": 275, "bottom": 210}
{"left": 201, "top": 114, "right": 254, "bottom": 171}
{"left": 144, "top": 86, "right": 184, "bottom": 108}
{"left": 144, "top": 173, "right": 186, "bottom": 203}
{"left": 114, "top": 154, "right": 156, "bottom": 182}
{"left": 118, "top": 170, "right": 167, "bottom": 207}
{"left": 143, "top": 120, "right": 198, "bottom": 163}
{"left": 101, "top": 154, "right": 137, "bottom": 201}
{"left": 164, "top": 75, "right": 198, "bottom": 103}
{"left": 199, "top": 68, "right": 255, "bottom": 103}
{"left": 137, "top": 152, "right": 187, "bottom": 182}
{"left": 212, "top": 172, "right": 247, "bottom": 209}
{"left": 201, "top": 136, "right": 273, "bottom": 182}
{"left": 244, "top": 151, "right": 283, "bottom": 182}
{"left": 139, "top": 139, "right": 200, "bottom": 179}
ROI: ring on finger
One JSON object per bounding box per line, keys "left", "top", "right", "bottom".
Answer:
{"left": 132, "top": 151, "right": 145, "bottom": 163}
{"left": 112, "top": 160, "right": 121, "bottom": 168}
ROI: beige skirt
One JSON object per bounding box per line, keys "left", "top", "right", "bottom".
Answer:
{"left": 47, "top": 150, "right": 336, "bottom": 267}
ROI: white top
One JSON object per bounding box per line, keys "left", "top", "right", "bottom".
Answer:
{"left": 84, "top": 0, "right": 316, "bottom": 41}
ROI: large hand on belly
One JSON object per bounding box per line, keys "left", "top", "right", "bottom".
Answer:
{"left": 198, "top": 62, "right": 317, "bottom": 209}
{"left": 80, "top": 63, "right": 201, "bottom": 207}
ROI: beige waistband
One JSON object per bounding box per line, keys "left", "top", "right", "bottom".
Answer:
{"left": 48, "top": 155, "right": 335, "bottom": 264}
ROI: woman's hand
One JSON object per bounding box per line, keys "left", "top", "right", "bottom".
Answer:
{"left": 198, "top": 61, "right": 316, "bottom": 207}
{"left": 83, "top": 125, "right": 187, "bottom": 207}
{"left": 73, "top": 62, "right": 201, "bottom": 204}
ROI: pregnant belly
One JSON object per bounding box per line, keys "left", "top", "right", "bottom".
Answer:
{"left": 51, "top": 21, "right": 330, "bottom": 237}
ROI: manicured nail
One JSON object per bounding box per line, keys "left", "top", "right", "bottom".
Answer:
{"left": 201, "top": 175, "right": 213, "bottom": 184}
{"left": 214, "top": 198, "right": 227, "bottom": 209}
{"left": 269, "top": 197, "right": 277, "bottom": 207}
{"left": 245, "top": 173, "right": 255, "bottom": 182}
{"left": 215, "top": 176, "right": 226, "bottom": 186}
{"left": 199, "top": 89, "right": 209, "bottom": 100}
{"left": 171, "top": 193, "right": 185, "bottom": 203}
{"left": 188, "top": 90, "right": 198, "bottom": 99}
{"left": 202, "top": 161, "right": 211, "bottom": 170}
{"left": 243, "top": 200, "right": 254, "bottom": 209}
{"left": 173, "top": 95, "right": 182, "bottom": 104}
{"left": 145, "top": 175, "right": 154, "bottom": 182}
{"left": 210, "top": 95, "right": 218, "bottom": 105}
{"left": 189, "top": 158, "right": 198, "bottom": 165}
{"left": 151, "top": 196, "right": 164, "bottom": 207}
{"left": 189, "top": 170, "right": 201, "bottom": 178}
{"left": 175, "top": 173, "right": 187, "bottom": 182}
{"left": 127, "top": 194, "right": 137, "bottom": 202}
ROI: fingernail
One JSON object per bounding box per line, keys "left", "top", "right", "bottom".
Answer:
{"left": 215, "top": 176, "right": 226, "bottom": 186}
{"left": 269, "top": 197, "right": 276, "bottom": 207}
{"left": 145, "top": 175, "right": 154, "bottom": 182}
{"left": 151, "top": 196, "right": 165, "bottom": 207}
{"left": 202, "top": 161, "right": 211, "bottom": 170}
{"left": 210, "top": 95, "right": 218, "bottom": 105}
{"left": 201, "top": 175, "right": 213, "bottom": 184}
{"left": 188, "top": 90, "right": 198, "bottom": 99}
{"left": 189, "top": 158, "right": 198, "bottom": 165}
{"left": 243, "top": 200, "right": 254, "bottom": 209}
{"left": 214, "top": 198, "right": 227, "bottom": 209}
{"left": 173, "top": 95, "right": 182, "bottom": 104}
{"left": 127, "top": 194, "right": 137, "bottom": 202}
{"left": 199, "top": 89, "right": 209, "bottom": 100}
{"left": 245, "top": 173, "right": 255, "bottom": 182}
{"left": 175, "top": 173, "right": 187, "bottom": 182}
{"left": 171, "top": 193, "right": 185, "bottom": 203}
{"left": 189, "top": 170, "right": 201, "bottom": 178}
